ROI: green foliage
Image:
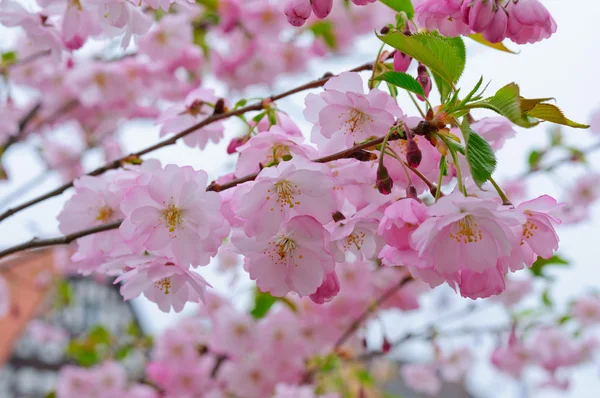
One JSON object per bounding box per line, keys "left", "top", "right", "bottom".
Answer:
{"left": 377, "top": 32, "right": 466, "bottom": 85}
{"left": 468, "top": 83, "right": 589, "bottom": 129}
{"left": 1, "top": 51, "right": 17, "bottom": 64}
{"left": 527, "top": 149, "right": 544, "bottom": 170}
{"left": 309, "top": 21, "right": 337, "bottom": 49}
{"left": 529, "top": 255, "right": 569, "bottom": 278}
{"left": 196, "top": 0, "right": 218, "bottom": 10}
{"left": 379, "top": 0, "right": 414, "bottom": 18}
{"left": 250, "top": 290, "right": 278, "bottom": 319}
{"left": 460, "top": 118, "right": 497, "bottom": 187}
{"left": 66, "top": 326, "right": 113, "bottom": 367}
{"left": 469, "top": 34, "right": 517, "bottom": 54}
{"left": 375, "top": 71, "right": 425, "bottom": 97}
{"left": 55, "top": 279, "right": 74, "bottom": 307}
{"left": 45, "top": 392, "right": 56, "bottom": 398}
{"left": 542, "top": 288, "right": 553, "bottom": 307}
{"left": 355, "top": 368, "right": 375, "bottom": 386}
{"left": 432, "top": 70, "right": 452, "bottom": 103}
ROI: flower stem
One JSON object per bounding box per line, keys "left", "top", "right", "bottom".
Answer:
{"left": 489, "top": 176, "right": 512, "bottom": 206}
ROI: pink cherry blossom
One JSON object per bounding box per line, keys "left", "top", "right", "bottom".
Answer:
{"left": 233, "top": 158, "right": 336, "bottom": 240}
{"left": 209, "top": 308, "right": 256, "bottom": 358}
{"left": 115, "top": 255, "right": 211, "bottom": 312}
{"left": 232, "top": 215, "right": 334, "bottom": 297}
{"left": 411, "top": 192, "right": 522, "bottom": 275}
{"left": 491, "top": 332, "right": 533, "bottom": 378}
{"left": 458, "top": 265, "right": 506, "bottom": 299}
{"left": 470, "top": 117, "right": 517, "bottom": 151}
{"left": 284, "top": 0, "right": 311, "bottom": 26}
{"left": 304, "top": 72, "right": 402, "bottom": 153}
{"left": 157, "top": 88, "right": 225, "bottom": 150}
{"left": 234, "top": 126, "right": 317, "bottom": 176}
{"left": 492, "top": 277, "right": 533, "bottom": 307}
{"left": 505, "top": 0, "right": 557, "bottom": 44}
{"left": 572, "top": 295, "right": 600, "bottom": 327}
{"left": 415, "top": 0, "right": 471, "bottom": 37}
{"left": 439, "top": 347, "right": 473, "bottom": 382}
{"left": 120, "top": 163, "right": 228, "bottom": 266}
{"left": 401, "top": 363, "right": 441, "bottom": 396}
{"left": 327, "top": 207, "right": 382, "bottom": 262}
{"left": 309, "top": 270, "right": 340, "bottom": 304}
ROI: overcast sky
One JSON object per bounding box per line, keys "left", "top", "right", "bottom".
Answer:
{"left": 1, "top": 1, "right": 600, "bottom": 397}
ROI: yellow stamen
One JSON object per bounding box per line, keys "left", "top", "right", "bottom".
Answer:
{"left": 449, "top": 215, "right": 483, "bottom": 244}
{"left": 163, "top": 204, "right": 183, "bottom": 233}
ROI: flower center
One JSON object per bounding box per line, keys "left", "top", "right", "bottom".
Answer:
{"left": 96, "top": 206, "right": 113, "bottom": 222}
{"left": 163, "top": 204, "right": 183, "bottom": 233}
{"left": 267, "top": 179, "right": 301, "bottom": 210}
{"left": 521, "top": 218, "right": 539, "bottom": 243}
{"left": 154, "top": 277, "right": 172, "bottom": 295}
{"left": 156, "top": 30, "right": 168, "bottom": 45}
{"left": 266, "top": 144, "right": 291, "bottom": 163}
{"left": 449, "top": 215, "right": 483, "bottom": 244}
{"left": 344, "top": 231, "right": 366, "bottom": 251}
{"left": 265, "top": 235, "right": 297, "bottom": 265}
{"left": 343, "top": 108, "right": 372, "bottom": 135}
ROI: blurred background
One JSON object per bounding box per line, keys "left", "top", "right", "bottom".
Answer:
{"left": 0, "top": 0, "right": 599, "bottom": 397}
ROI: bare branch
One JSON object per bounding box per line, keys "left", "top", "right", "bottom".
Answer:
{"left": 0, "top": 59, "right": 380, "bottom": 224}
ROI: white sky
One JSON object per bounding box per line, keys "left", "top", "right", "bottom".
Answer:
{"left": 1, "top": 1, "right": 600, "bottom": 397}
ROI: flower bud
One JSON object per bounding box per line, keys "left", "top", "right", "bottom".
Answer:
{"left": 393, "top": 50, "right": 412, "bottom": 73}
{"left": 309, "top": 271, "right": 340, "bottom": 304}
{"left": 406, "top": 136, "right": 422, "bottom": 168}
{"left": 312, "top": 0, "right": 333, "bottom": 19}
{"left": 213, "top": 98, "right": 226, "bottom": 115}
{"left": 226, "top": 136, "right": 248, "bottom": 154}
{"left": 416, "top": 64, "right": 432, "bottom": 101}
{"left": 284, "top": 0, "right": 312, "bottom": 27}
{"left": 382, "top": 337, "right": 392, "bottom": 353}
{"left": 380, "top": 25, "right": 390, "bottom": 34}
{"left": 376, "top": 164, "right": 394, "bottom": 195}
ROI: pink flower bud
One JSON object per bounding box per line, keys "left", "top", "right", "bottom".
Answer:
{"left": 226, "top": 136, "right": 248, "bottom": 154}
{"left": 376, "top": 164, "right": 394, "bottom": 195}
{"left": 416, "top": 64, "right": 431, "bottom": 101}
{"left": 382, "top": 337, "right": 392, "bottom": 353}
{"left": 284, "top": 0, "right": 312, "bottom": 27}
{"left": 393, "top": 51, "right": 412, "bottom": 73}
{"left": 406, "top": 136, "right": 422, "bottom": 168}
{"left": 311, "top": 0, "right": 333, "bottom": 19}
{"left": 309, "top": 271, "right": 340, "bottom": 304}
{"left": 63, "top": 35, "right": 85, "bottom": 51}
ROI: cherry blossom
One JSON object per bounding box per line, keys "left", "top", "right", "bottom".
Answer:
{"left": 232, "top": 215, "right": 334, "bottom": 297}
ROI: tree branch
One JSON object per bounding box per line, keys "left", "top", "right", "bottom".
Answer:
{"left": 0, "top": 220, "right": 122, "bottom": 261}
{"left": 0, "top": 130, "right": 409, "bottom": 260}
{"left": 0, "top": 60, "right": 380, "bottom": 224}
{"left": 333, "top": 274, "right": 413, "bottom": 349}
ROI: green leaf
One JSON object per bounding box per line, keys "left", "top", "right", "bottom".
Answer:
{"left": 250, "top": 290, "right": 277, "bottom": 319}
{"left": 379, "top": 0, "right": 414, "bottom": 18}
{"left": 377, "top": 32, "right": 465, "bottom": 84}
{"left": 526, "top": 104, "right": 590, "bottom": 129}
{"left": 1, "top": 51, "right": 17, "bottom": 64}
{"left": 542, "top": 288, "right": 553, "bottom": 307}
{"left": 375, "top": 71, "right": 425, "bottom": 97}
{"left": 432, "top": 71, "right": 453, "bottom": 103}
{"left": 45, "top": 392, "right": 56, "bottom": 398}
{"left": 558, "top": 315, "right": 572, "bottom": 325}
{"left": 55, "top": 280, "right": 73, "bottom": 307}
{"left": 309, "top": 21, "right": 337, "bottom": 49}
{"left": 469, "top": 83, "right": 539, "bottom": 128}
{"left": 527, "top": 150, "right": 544, "bottom": 170}
{"left": 529, "top": 255, "right": 569, "bottom": 278}
{"left": 196, "top": 0, "right": 218, "bottom": 10}
{"left": 115, "top": 345, "right": 134, "bottom": 360}
{"left": 432, "top": 70, "right": 452, "bottom": 103}
{"left": 67, "top": 341, "right": 100, "bottom": 367}
{"left": 439, "top": 155, "right": 448, "bottom": 176}
{"left": 88, "top": 325, "right": 111, "bottom": 345}
{"left": 355, "top": 368, "right": 375, "bottom": 386}
{"left": 386, "top": 82, "right": 399, "bottom": 98}
{"left": 234, "top": 99, "right": 248, "bottom": 109}
{"left": 460, "top": 119, "right": 497, "bottom": 187}
{"left": 469, "top": 34, "right": 517, "bottom": 54}
{"left": 127, "top": 322, "right": 142, "bottom": 338}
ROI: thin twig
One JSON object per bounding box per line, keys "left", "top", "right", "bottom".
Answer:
{"left": 333, "top": 275, "right": 413, "bottom": 349}
{"left": 0, "top": 220, "right": 122, "bottom": 260}
{"left": 0, "top": 60, "right": 379, "bottom": 224}
{"left": 1, "top": 102, "right": 42, "bottom": 151}
{"left": 0, "top": 131, "right": 411, "bottom": 260}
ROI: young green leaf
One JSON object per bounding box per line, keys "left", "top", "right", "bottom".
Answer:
{"left": 379, "top": 0, "right": 414, "bottom": 19}
{"left": 250, "top": 290, "right": 277, "bottom": 319}
{"left": 469, "top": 83, "right": 539, "bottom": 128}
{"left": 526, "top": 103, "right": 590, "bottom": 129}
{"left": 460, "top": 118, "right": 497, "bottom": 187}
{"left": 309, "top": 21, "right": 337, "bottom": 49}
{"left": 375, "top": 71, "right": 425, "bottom": 97}
{"left": 431, "top": 70, "right": 452, "bottom": 103}
{"left": 529, "top": 255, "right": 569, "bottom": 278}
{"left": 377, "top": 32, "right": 465, "bottom": 84}
{"left": 469, "top": 34, "right": 517, "bottom": 54}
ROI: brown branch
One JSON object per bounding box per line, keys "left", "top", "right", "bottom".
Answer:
{"left": 0, "top": 220, "right": 122, "bottom": 261}
{"left": 0, "top": 60, "right": 379, "bottom": 224}
{"left": 0, "top": 130, "right": 410, "bottom": 260}
{"left": 333, "top": 275, "right": 413, "bottom": 349}
{"left": 1, "top": 102, "right": 42, "bottom": 152}
{"left": 0, "top": 50, "right": 51, "bottom": 72}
